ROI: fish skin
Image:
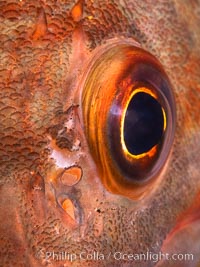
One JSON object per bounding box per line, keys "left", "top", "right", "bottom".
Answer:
{"left": 0, "top": 0, "right": 200, "bottom": 267}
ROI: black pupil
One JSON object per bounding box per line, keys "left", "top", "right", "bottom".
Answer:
{"left": 124, "top": 92, "right": 164, "bottom": 155}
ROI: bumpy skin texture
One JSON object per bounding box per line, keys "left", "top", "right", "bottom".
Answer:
{"left": 0, "top": 0, "right": 200, "bottom": 267}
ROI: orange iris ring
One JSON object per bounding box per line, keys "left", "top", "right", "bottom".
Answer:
{"left": 120, "top": 87, "right": 167, "bottom": 160}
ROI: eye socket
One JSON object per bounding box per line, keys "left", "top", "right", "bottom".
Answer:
{"left": 81, "top": 41, "right": 176, "bottom": 200}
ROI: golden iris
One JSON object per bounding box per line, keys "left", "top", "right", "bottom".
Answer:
{"left": 121, "top": 87, "right": 167, "bottom": 160}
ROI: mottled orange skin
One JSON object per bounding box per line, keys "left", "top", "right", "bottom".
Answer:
{"left": 0, "top": 1, "right": 200, "bottom": 267}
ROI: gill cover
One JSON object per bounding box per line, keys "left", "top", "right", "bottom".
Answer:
{"left": 81, "top": 40, "right": 176, "bottom": 199}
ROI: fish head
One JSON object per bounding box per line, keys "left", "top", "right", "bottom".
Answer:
{"left": 0, "top": 1, "right": 200, "bottom": 266}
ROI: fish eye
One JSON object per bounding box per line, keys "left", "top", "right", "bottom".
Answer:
{"left": 81, "top": 41, "right": 176, "bottom": 200}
